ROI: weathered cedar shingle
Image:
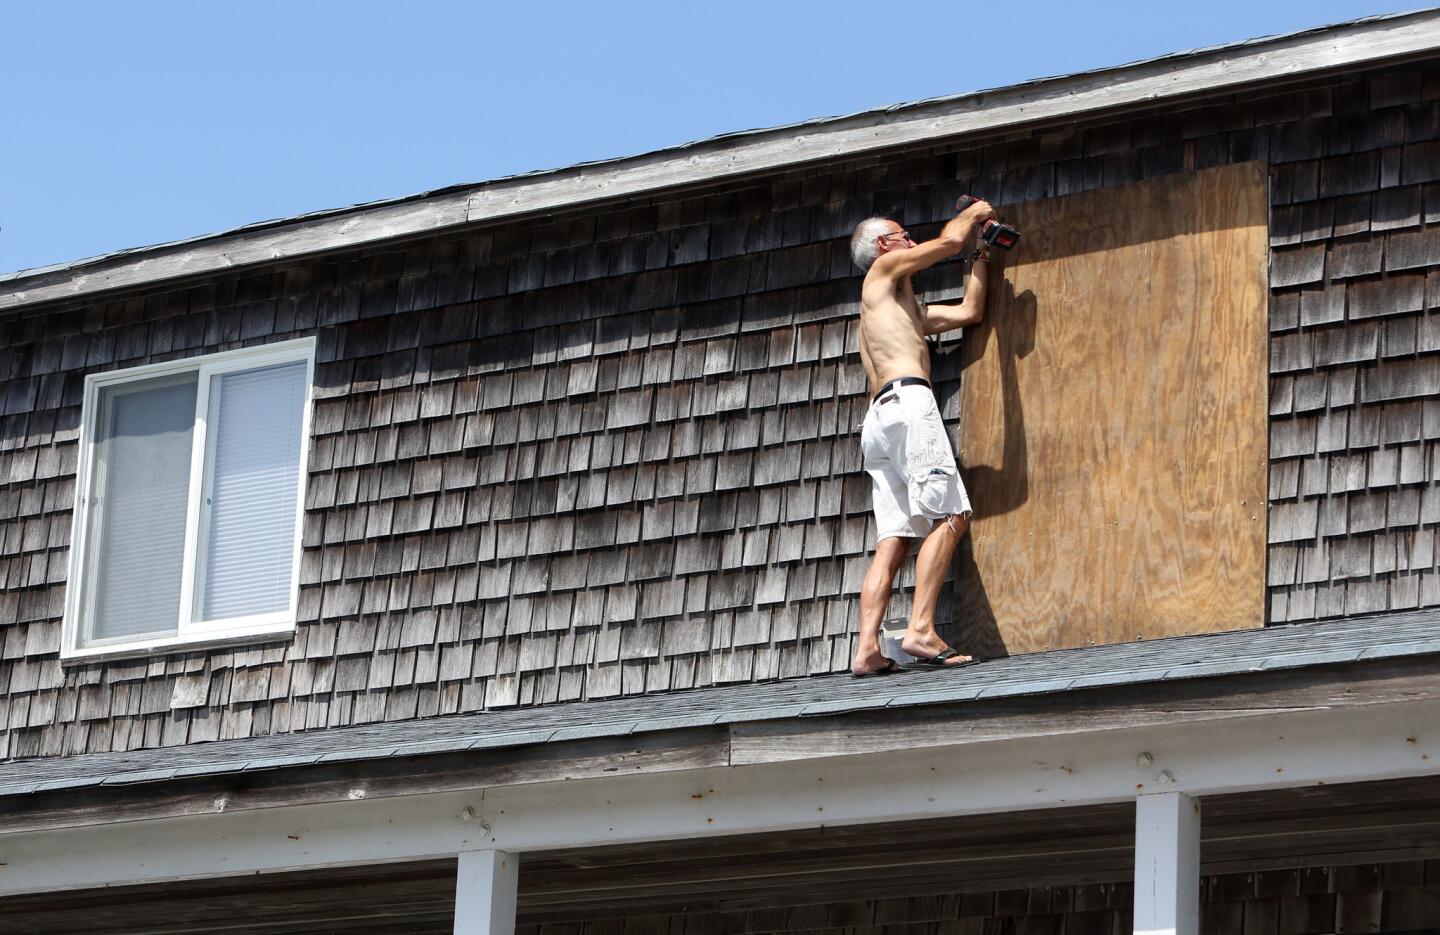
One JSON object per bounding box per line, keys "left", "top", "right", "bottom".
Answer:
{"left": 1315, "top": 322, "right": 1379, "bottom": 365}
{"left": 1271, "top": 246, "right": 1326, "bottom": 287}
{"left": 1360, "top": 358, "right": 1440, "bottom": 403}
{"left": 1328, "top": 239, "right": 1384, "bottom": 279}
{"left": 1348, "top": 275, "right": 1425, "bottom": 319}
{"left": 1269, "top": 332, "right": 1314, "bottom": 373}
{"left": 1348, "top": 409, "right": 1380, "bottom": 450}
{"left": 1400, "top": 140, "right": 1440, "bottom": 184}
{"left": 1382, "top": 317, "right": 1419, "bottom": 356}
{"left": 1384, "top": 228, "right": 1440, "bottom": 271}
{"left": 1319, "top": 151, "right": 1380, "bottom": 197}
{"left": 1373, "top": 186, "right": 1423, "bottom": 231}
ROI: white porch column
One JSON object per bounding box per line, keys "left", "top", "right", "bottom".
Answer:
{"left": 454, "top": 849, "right": 518, "bottom": 935}
{"left": 1134, "top": 792, "right": 1200, "bottom": 935}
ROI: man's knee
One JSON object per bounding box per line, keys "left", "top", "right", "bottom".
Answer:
{"left": 873, "top": 536, "right": 911, "bottom": 569}
{"left": 944, "top": 513, "right": 971, "bottom": 537}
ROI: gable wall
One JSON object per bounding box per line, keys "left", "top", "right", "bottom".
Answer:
{"left": 0, "top": 62, "right": 1436, "bottom": 758}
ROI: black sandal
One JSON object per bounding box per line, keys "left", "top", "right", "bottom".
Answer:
{"left": 851, "top": 659, "right": 903, "bottom": 678}
{"left": 904, "top": 647, "right": 981, "bottom": 670}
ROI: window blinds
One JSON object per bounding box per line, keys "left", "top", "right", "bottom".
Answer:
{"left": 89, "top": 375, "right": 197, "bottom": 643}
{"left": 200, "top": 361, "right": 307, "bottom": 621}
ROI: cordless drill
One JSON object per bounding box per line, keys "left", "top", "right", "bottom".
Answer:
{"left": 954, "top": 195, "right": 1020, "bottom": 252}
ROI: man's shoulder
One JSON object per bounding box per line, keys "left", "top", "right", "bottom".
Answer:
{"left": 866, "top": 251, "right": 906, "bottom": 282}
{"left": 860, "top": 266, "right": 902, "bottom": 302}
{"left": 863, "top": 276, "right": 916, "bottom": 310}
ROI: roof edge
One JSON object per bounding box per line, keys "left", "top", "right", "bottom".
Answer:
{"left": 4, "top": 8, "right": 1439, "bottom": 312}
{"left": 1, "top": 610, "right": 1437, "bottom": 798}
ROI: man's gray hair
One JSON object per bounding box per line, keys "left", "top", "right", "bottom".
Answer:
{"left": 850, "top": 217, "right": 895, "bottom": 273}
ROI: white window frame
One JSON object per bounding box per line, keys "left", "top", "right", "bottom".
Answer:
{"left": 62, "top": 338, "right": 316, "bottom": 661}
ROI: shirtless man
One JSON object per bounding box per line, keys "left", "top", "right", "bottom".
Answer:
{"left": 849, "top": 200, "right": 996, "bottom": 675}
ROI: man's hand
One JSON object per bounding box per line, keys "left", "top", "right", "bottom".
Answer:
{"left": 958, "top": 198, "right": 996, "bottom": 228}
{"left": 938, "top": 199, "right": 995, "bottom": 253}
{"left": 867, "top": 198, "right": 998, "bottom": 284}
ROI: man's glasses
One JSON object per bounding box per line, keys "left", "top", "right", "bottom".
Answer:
{"left": 880, "top": 230, "right": 912, "bottom": 243}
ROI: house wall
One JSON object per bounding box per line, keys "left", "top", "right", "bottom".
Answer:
{"left": 0, "top": 62, "right": 1435, "bottom": 758}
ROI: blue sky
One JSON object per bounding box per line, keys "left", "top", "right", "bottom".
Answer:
{"left": 0, "top": 1, "right": 1423, "bottom": 274}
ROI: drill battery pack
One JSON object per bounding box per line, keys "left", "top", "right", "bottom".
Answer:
{"left": 954, "top": 195, "right": 1021, "bottom": 251}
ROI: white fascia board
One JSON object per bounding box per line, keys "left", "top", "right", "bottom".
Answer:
{"left": 0, "top": 697, "right": 1436, "bottom": 896}
{"left": 2, "top": 12, "right": 1439, "bottom": 313}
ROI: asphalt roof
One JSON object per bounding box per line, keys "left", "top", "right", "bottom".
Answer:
{"left": 0, "top": 610, "right": 1437, "bottom": 797}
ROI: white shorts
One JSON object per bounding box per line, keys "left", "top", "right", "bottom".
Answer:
{"left": 860, "top": 382, "right": 973, "bottom": 542}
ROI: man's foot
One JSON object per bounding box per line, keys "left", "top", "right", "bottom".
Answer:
{"left": 902, "top": 647, "right": 980, "bottom": 670}
{"left": 851, "top": 647, "right": 898, "bottom": 678}
{"left": 900, "top": 635, "right": 975, "bottom": 667}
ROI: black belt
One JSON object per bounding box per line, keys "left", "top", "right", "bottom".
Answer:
{"left": 872, "top": 376, "right": 930, "bottom": 403}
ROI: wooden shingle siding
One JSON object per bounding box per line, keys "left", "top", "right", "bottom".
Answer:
{"left": 1264, "top": 68, "right": 1440, "bottom": 624}
{"left": 0, "top": 65, "right": 1436, "bottom": 757}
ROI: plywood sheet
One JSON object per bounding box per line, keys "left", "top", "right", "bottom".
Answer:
{"left": 953, "top": 162, "right": 1269, "bottom": 656}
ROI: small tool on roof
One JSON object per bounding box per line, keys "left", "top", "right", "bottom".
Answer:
{"left": 954, "top": 195, "right": 1021, "bottom": 253}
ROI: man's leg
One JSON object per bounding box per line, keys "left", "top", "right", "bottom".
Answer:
{"left": 851, "top": 536, "right": 911, "bottom": 675}
{"left": 901, "top": 513, "right": 973, "bottom": 663}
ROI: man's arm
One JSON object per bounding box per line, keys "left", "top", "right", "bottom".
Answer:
{"left": 869, "top": 200, "right": 995, "bottom": 282}
{"left": 923, "top": 258, "right": 991, "bottom": 335}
